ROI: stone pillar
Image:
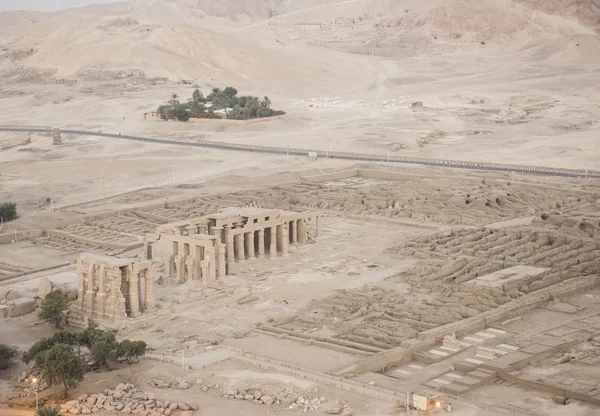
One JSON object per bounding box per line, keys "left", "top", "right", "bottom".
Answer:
{"left": 257, "top": 229, "right": 265, "bottom": 258}
{"left": 96, "top": 265, "right": 107, "bottom": 316}
{"left": 199, "top": 223, "right": 208, "bottom": 234}
{"left": 84, "top": 263, "right": 95, "bottom": 314}
{"left": 128, "top": 268, "right": 140, "bottom": 317}
{"left": 224, "top": 225, "right": 233, "bottom": 261}
{"left": 291, "top": 220, "right": 298, "bottom": 244}
{"left": 77, "top": 257, "right": 85, "bottom": 310}
{"left": 226, "top": 236, "right": 235, "bottom": 263}
{"left": 298, "top": 219, "right": 307, "bottom": 243}
{"left": 315, "top": 216, "right": 320, "bottom": 237}
{"left": 144, "top": 268, "right": 155, "bottom": 311}
{"left": 203, "top": 246, "right": 217, "bottom": 288}
{"left": 270, "top": 226, "right": 277, "bottom": 259}
{"left": 217, "top": 243, "right": 226, "bottom": 278}
{"left": 235, "top": 233, "right": 245, "bottom": 262}
{"left": 175, "top": 254, "right": 185, "bottom": 283}
{"left": 52, "top": 128, "right": 62, "bottom": 145}
{"left": 246, "top": 232, "right": 255, "bottom": 260}
{"left": 212, "top": 226, "right": 223, "bottom": 244}
{"left": 281, "top": 223, "right": 289, "bottom": 256}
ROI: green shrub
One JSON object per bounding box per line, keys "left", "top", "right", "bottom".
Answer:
{"left": 0, "top": 202, "right": 17, "bottom": 222}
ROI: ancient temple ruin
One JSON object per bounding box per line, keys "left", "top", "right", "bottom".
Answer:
{"left": 149, "top": 207, "right": 320, "bottom": 287}
{"left": 75, "top": 254, "right": 154, "bottom": 320}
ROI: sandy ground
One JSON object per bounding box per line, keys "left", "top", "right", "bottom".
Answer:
{"left": 1, "top": 1, "right": 600, "bottom": 416}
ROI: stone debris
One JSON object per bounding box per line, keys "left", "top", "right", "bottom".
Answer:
{"left": 56, "top": 383, "right": 197, "bottom": 415}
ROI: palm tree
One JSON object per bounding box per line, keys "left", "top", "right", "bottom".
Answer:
{"left": 170, "top": 94, "right": 179, "bottom": 108}
{"left": 263, "top": 96, "right": 271, "bottom": 109}
{"left": 37, "top": 407, "right": 63, "bottom": 416}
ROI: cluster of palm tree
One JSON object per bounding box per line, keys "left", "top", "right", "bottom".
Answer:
{"left": 156, "top": 87, "right": 284, "bottom": 121}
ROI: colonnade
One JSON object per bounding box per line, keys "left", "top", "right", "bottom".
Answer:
{"left": 221, "top": 216, "right": 320, "bottom": 264}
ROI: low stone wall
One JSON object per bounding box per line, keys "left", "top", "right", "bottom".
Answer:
{"left": 188, "top": 115, "right": 287, "bottom": 124}
{"left": 46, "top": 229, "right": 143, "bottom": 251}
{"left": 0, "top": 229, "right": 44, "bottom": 244}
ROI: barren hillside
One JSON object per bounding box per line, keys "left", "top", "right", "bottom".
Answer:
{"left": 0, "top": 15, "right": 373, "bottom": 94}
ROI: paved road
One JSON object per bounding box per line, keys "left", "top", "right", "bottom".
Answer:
{"left": 2, "top": 127, "right": 599, "bottom": 179}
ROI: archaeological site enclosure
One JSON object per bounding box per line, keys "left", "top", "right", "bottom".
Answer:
{"left": 2, "top": 162, "right": 600, "bottom": 415}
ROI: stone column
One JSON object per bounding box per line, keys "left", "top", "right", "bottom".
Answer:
{"left": 281, "top": 223, "right": 289, "bottom": 256}
{"left": 84, "top": 263, "right": 95, "bottom": 315}
{"left": 212, "top": 226, "right": 223, "bottom": 244}
{"left": 96, "top": 265, "right": 107, "bottom": 316}
{"left": 128, "top": 267, "right": 140, "bottom": 317}
{"left": 246, "top": 232, "right": 256, "bottom": 260}
{"left": 291, "top": 220, "right": 298, "bottom": 244}
{"left": 315, "top": 216, "right": 320, "bottom": 237}
{"left": 224, "top": 224, "right": 233, "bottom": 262}
{"left": 257, "top": 229, "right": 265, "bottom": 258}
{"left": 226, "top": 236, "right": 235, "bottom": 263}
{"left": 235, "top": 233, "right": 245, "bottom": 262}
{"left": 270, "top": 226, "right": 277, "bottom": 258}
{"left": 199, "top": 223, "right": 208, "bottom": 234}
{"left": 144, "top": 268, "right": 155, "bottom": 311}
{"left": 217, "top": 243, "right": 226, "bottom": 278}
{"left": 77, "top": 257, "right": 85, "bottom": 310}
{"left": 298, "top": 219, "right": 307, "bottom": 243}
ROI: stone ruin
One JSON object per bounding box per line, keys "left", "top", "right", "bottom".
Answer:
{"left": 52, "top": 128, "right": 62, "bottom": 145}
{"left": 73, "top": 254, "right": 154, "bottom": 322}
{"left": 58, "top": 382, "right": 197, "bottom": 415}
{"left": 0, "top": 289, "right": 36, "bottom": 319}
{"left": 149, "top": 207, "right": 320, "bottom": 288}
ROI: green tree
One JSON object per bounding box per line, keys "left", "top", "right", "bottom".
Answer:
{"left": 118, "top": 339, "right": 146, "bottom": 363}
{"left": 188, "top": 100, "right": 206, "bottom": 118}
{"left": 173, "top": 105, "right": 190, "bottom": 121}
{"left": 0, "top": 344, "right": 17, "bottom": 370}
{"left": 223, "top": 86, "right": 238, "bottom": 99}
{"left": 78, "top": 326, "right": 116, "bottom": 349}
{"left": 41, "top": 344, "right": 84, "bottom": 397}
{"left": 191, "top": 89, "right": 205, "bottom": 103}
{"left": 24, "top": 331, "right": 78, "bottom": 366}
{"left": 262, "top": 96, "right": 271, "bottom": 109}
{"left": 0, "top": 202, "right": 17, "bottom": 222}
{"left": 36, "top": 407, "right": 63, "bottom": 416}
{"left": 157, "top": 104, "right": 174, "bottom": 120}
{"left": 91, "top": 340, "right": 117, "bottom": 369}
{"left": 228, "top": 105, "right": 244, "bottom": 120}
{"left": 170, "top": 94, "right": 179, "bottom": 108}
{"left": 130, "top": 340, "right": 147, "bottom": 362}
{"left": 39, "top": 290, "right": 69, "bottom": 329}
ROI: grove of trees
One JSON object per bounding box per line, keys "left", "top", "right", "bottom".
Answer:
{"left": 23, "top": 327, "right": 147, "bottom": 396}
{"left": 156, "top": 87, "right": 285, "bottom": 122}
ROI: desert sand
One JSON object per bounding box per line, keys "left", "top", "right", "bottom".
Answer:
{"left": 1, "top": 1, "right": 600, "bottom": 416}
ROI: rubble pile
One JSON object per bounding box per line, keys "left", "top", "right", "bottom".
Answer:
{"left": 59, "top": 383, "right": 197, "bottom": 415}
{"left": 149, "top": 377, "right": 349, "bottom": 413}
